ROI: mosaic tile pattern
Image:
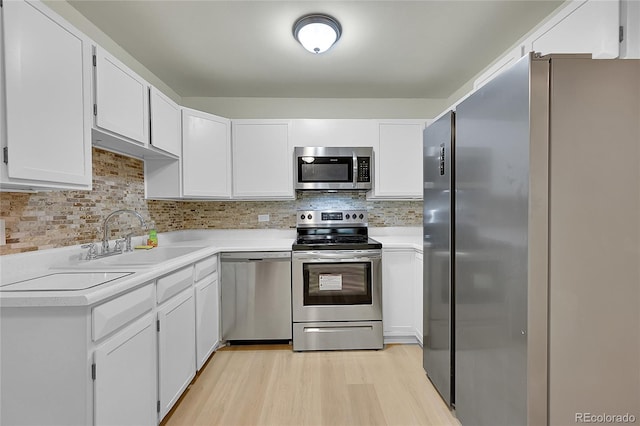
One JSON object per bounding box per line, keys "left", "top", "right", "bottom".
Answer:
{"left": 181, "top": 193, "right": 422, "bottom": 229}
{"left": 0, "top": 149, "right": 176, "bottom": 255}
{"left": 0, "top": 148, "right": 421, "bottom": 255}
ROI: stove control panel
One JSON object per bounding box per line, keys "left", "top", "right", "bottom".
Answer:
{"left": 297, "top": 210, "right": 368, "bottom": 227}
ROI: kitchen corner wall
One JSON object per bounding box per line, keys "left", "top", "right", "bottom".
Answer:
{"left": 0, "top": 148, "right": 421, "bottom": 255}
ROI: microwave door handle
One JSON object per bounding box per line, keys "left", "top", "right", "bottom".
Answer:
{"left": 352, "top": 151, "right": 358, "bottom": 188}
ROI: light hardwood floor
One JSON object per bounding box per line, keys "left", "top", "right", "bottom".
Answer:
{"left": 163, "top": 344, "right": 460, "bottom": 426}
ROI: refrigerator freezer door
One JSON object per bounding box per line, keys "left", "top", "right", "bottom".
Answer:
{"left": 422, "top": 111, "right": 454, "bottom": 406}
{"left": 454, "top": 55, "right": 531, "bottom": 425}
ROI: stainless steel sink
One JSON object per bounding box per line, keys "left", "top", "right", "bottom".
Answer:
{"left": 57, "top": 246, "right": 207, "bottom": 269}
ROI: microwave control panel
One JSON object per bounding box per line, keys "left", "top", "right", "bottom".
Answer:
{"left": 357, "top": 157, "right": 371, "bottom": 182}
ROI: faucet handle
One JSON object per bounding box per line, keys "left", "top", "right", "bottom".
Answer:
{"left": 124, "top": 233, "right": 134, "bottom": 252}
{"left": 81, "top": 243, "right": 98, "bottom": 260}
{"left": 114, "top": 238, "right": 126, "bottom": 253}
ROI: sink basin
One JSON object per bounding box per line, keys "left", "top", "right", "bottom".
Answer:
{"left": 0, "top": 272, "right": 133, "bottom": 291}
{"left": 58, "top": 246, "right": 207, "bottom": 269}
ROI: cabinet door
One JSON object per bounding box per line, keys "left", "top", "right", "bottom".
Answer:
{"left": 150, "top": 87, "right": 181, "bottom": 156}
{"left": 531, "top": 0, "right": 619, "bottom": 59}
{"left": 232, "top": 120, "right": 293, "bottom": 199}
{"left": 290, "top": 119, "right": 378, "bottom": 147}
{"left": 182, "top": 108, "right": 231, "bottom": 198}
{"left": 94, "top": 313, "right": 157, "bottom": 426}
{"left": 382, "top": 249, "right": 416, "bottom": 340}
{"left": 94, "top": 46, "right": 149, "bottom": 145}
{"left": 158, "top": 288, "right": 196, "bottom": 419}
{"left": 195, "top": 273, "right": 219, "bottom": 370}
{"left": 2, "top": 0, "right": 91, "bottom": 189}
{"left": 374, "top": 122, "right": 424, "bottom": 199}
{"left": 414, "top": 251, "right": 424, "bottom": 343}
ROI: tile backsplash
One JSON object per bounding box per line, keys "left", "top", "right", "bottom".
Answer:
{"left": 0, "top": 148, "right": 421, "bottom": 255}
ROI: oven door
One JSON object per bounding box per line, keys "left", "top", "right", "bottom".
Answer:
{"left": 292, "top": 250, "right": 382, "bottom": 322}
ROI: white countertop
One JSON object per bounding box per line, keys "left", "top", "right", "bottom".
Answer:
{"left": 370, "top": 227, "right": 422, "bottom": 251}
{"left": 0, "top": 227, "right": 422, "bottom": 308}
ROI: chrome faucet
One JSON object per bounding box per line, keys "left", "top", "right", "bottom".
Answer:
{"left": 102, "top": 209, "right": 147, "bottom": 254}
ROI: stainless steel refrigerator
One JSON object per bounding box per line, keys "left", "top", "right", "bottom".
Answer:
{"left": 423, "top": 53, "right": 640, "bottom": 425}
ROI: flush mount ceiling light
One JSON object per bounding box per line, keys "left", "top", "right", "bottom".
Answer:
{"left": 293, "top": 14, "right": 342, "bottom": 54}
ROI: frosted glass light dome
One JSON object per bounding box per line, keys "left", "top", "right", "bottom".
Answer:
{"left": 293, "top": 14, "right": 342, "bottom": 54}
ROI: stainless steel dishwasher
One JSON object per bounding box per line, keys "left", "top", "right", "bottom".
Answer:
{"left": 220, "top": 251, "right": 292, "bottom": 341}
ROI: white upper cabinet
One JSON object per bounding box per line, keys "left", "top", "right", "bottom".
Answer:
{"left": 290, "top": 119, "right": 377, "bottom": 147}
{"left": 232, "top": 120, "right": 294, "bottom": 199}
{"left": 372, "top": 121, "right": 425, "bottom": 199}
{"left": 182, "top": 108, "right": 231, "bottom": 198}
{"left": 530, "top": 0, "right": 620, "bottom": 59}
{"left": 144, "top": 89, "right": 182, "bottom": 199}
{"left": 93, "top": 46, "right": 150, "bottom": 147}
{"left": 474, "top": 0, "right": 622, "bottom": 91}
{"left": 1, "top": 0, "right": 92, "bottom": 191}
{"left": 620, "top": 0, "right": 640, "bottom": 59}
{"left": 149, "top": 87, "right": 181, "bottom": 157}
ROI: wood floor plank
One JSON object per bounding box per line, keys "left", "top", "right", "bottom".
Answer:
{"left": 162, "top": 344, "right": 459, "bottom": 426}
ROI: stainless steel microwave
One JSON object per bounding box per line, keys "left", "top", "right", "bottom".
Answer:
{"left": 294, "top": 147, "right": 373, "bottom": 191}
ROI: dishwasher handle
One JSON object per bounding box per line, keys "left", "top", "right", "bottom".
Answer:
{"left": 220, "top": 251, "right": 291, "bottom": 262}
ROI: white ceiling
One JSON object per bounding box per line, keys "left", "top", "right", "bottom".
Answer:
{"left": 67, "top": 0, "right": 565, "bottom": 99}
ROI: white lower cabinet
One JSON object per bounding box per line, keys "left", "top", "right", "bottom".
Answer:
{"left": 382, "top": 249, "right": 416, "bottom": 342}
{"left": 93, "top": 313, "right": 157, "bottom": 426}
{"left": 414, "top": 251, "right": 424, "bottom": 343}
{"left": 0, "top": 254, "right": 224, "bottom": 425}
{"left": 195, "top": 272, "right": 219, "bottom": 370}
{"left": 158, "top": 287, "right": 196, "bottom": 419}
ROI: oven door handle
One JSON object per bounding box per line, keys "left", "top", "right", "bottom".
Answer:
{"left": 293, "top": 251, "right": 381, "bottom": 262}
{"left": 300, "top": 257, "right": 377, "bottom": 263}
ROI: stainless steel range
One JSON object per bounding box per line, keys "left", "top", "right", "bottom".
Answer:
{"left": 292, "top": 209, "right": 383, "bottom": 351}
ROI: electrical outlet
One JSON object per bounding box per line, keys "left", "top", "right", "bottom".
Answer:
{"left": 258, "top": 214, "right": 270, "bottom": 222}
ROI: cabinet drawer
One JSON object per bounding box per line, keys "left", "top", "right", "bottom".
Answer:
{"left": 195, "top": 256, "right": 217, "bottom": 281}
{"left": 157, "top": 267, "right": 194, "bottom": 304}
{"left": 93, "top": 284, "right": 154, "bottom": 341}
